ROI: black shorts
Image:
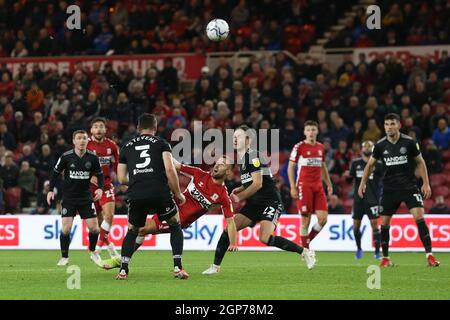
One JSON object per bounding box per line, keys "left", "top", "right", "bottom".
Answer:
{"left": 127, "top": 196, "right": 177, "bottom": 228}
{"left": 352, "top": 200, "right": 380, "bottom": 220}
{"left": 61, "top": 199, "right": 97, "bottom": 220}
{"left": 239, "top": 200, "right": 283, "bottom": 227}
{"left": 380, "top": 188, "right": 424, "bottom": 216}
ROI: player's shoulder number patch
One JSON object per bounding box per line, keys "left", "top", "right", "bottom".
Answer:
{"left": 252, "top": 158, "right": 261, "bottom": 168}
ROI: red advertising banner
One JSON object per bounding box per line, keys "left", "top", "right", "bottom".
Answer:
{"left": 82, "top": 216, "right": 156, "bottom": 248}
{"left": 390, "top": 216, "right": 450, "bottom": 248}
{"left": 0, "top": 218, "right": 19, "bottom": 246}
{"left": 0, "top": 54, "right": 206, "bottom": 81}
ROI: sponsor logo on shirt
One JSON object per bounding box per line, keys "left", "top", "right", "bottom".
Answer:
{"left": 69, "top": 170, "right": 90, "bottom": 179}
{"left": 241, "top": 172, "right": 252, "bottom": 184}
{"left": 98, "top": 156, "right": 113, "bottom": 166}
{"left": 133, "top": 168, "right": 154, "bottom": 175}
{"left": 187, "top": 182, "right": 212, "bottom": 209}
{"left": 384, "top": 155, "right": 408, "bottom": 166}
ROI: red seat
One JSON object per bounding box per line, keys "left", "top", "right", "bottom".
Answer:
{"left": 4, "top": 187, "right": 22, "bottom": 213}
{"left": 398, "top": 203, "right": 409, "bottom": 214}
{"left": 444, "top": 162, "right": 450, "bottom": 172}
{"left": 330, "top": 174, "right": 340, "bottom": 185}
{"left": 106, "top": 120, "right": 119, "bottom": 136}
{"left": 430, "top": 173, "right": 447, "bottom": 187}
{"left": 442, "top": 150, "right": 450, "bottom": 163}
{"left": 424, "top": 199, "right": 434, "bottom": 212}
{"left": 433, "top": 186, "right": 449, "bottom": 197}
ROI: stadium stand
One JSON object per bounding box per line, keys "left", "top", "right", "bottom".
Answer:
{"left": 0, "top": 0, "right": 449, "bottom": 216}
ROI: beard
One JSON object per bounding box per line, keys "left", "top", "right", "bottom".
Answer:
{"left": 212, "top": 172, "right": 226, "bottom": 179}
{"left": 363, "top": 151, "right": 372, "bottom": 157}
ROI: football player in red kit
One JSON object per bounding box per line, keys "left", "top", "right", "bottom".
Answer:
{"left": 101, "top": 155, "right": 238, "bottom": 269}
{"left": 87, "top": 117, "right": 120, "bottom": 258}
{"left": 288, "top": 120, "right": 333, "bottom": 250}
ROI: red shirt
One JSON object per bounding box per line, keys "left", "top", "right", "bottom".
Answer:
{"left": 289, "top": 141, "right": 325, "bottom": 186}
{"left": 87, "top": 137, "right": 119, "bottom": 189}
{"left": 179, "top": 164, "right": 234, "bottom": 227}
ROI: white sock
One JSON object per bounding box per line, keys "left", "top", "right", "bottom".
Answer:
{"left": 213, "top": 264, "right": 220, "bottom": 269}
{"left": 426, "top": 252, "right": 433, "bottom": 258}
{"left": 136, "top": 236, "right": 145, "bottom": 245}
{"left": 312, "top": 223, "right": 322, "bottom": 232}
{"left": 101, "top": 221, "right": 111, "bottom": 232}
{"left": 300, "top": 226, "right": 308, "bottom": 236}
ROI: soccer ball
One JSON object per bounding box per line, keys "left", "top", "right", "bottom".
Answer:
{"left": 206, "top": 19, "right": 229, "bottom": 42}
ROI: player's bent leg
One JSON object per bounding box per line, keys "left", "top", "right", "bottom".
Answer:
{"left": 259, "top": 220, "right": 315, "bottom": 270}
{"left": 410, "top": 207, "right": 440, "bottom": 267}
{"left": 85, "top": 217, "right": 103, "bottom": 267}
{"left": 380, "top": 215, "right": 394, "bottom": 267}
{"left": 369, "top": 219, "right": 381, "bottom": 260}
{"left": 134, "top": 219, "right": 159, "bottom": 252}
{"left": 58, "top": 217, "right": 74, "bottom": 266}
{"left": 203, "top": 214, "right": 252, "bottom": 275}
{"left": 99, "top": 202, "right": 120, "bottom": 258}
{"left": 353, "top": 219, "right": 363, "bottom": 259}
{"left": 166, "top": 212, "right": 188, "bottom": 279}
{"left": 300, "top": 214, "right": 311, "bottom": 248}
{"left": 116, "top": 223, "right": 140, "bottom": 279}
{"left": 307, "top": 210, "right": 327, "bottom": 247}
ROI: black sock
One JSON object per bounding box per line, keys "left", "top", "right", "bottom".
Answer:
{"left": 213, "top": 231, "right": 230, "bottom": 266}
{"left": 268, "top": 235, "right": 304, "bottom": 254}
{"left": 88, "top": 232, "right": 99, "bottom": 252}
{"left": 416, "top": 218, "right": 432, "bottom": 253}
{"left": 373, "top": 229, "right": 381, "bottom": 254}
{"left": 354, "top": 228, "right": 362, "bottom": 250}
{"left": 170, "top": 223, "right": 184, "bottom": 269}
{"left": 60, "top": 233, "right": 71, "bottom": 258}
{"left": 381, "top": 225, "right": 390, "bottom": 257}
{"left": 120, "top": 229, "right": 138, "bottom": 272}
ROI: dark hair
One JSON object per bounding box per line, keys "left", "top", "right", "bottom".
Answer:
{"left": 72, "top": 130, "right": 88, "bottom": 139}
{"left": 138, "top": 113, "right": 157, "bottom": 130}
{"left": 237, "top": 124, "right": 251, "bottom": 131}
{"left": 304, "top": 120, "right": 319, "bottom": 128}
{"left": 91, "top": 117, "right": 106, "bottom": 126}
{"left": 384, "top": 113, "right": 400, "bottom": 122}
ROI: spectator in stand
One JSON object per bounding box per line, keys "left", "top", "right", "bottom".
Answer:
{"left": 0, "top": 153, "right": 19, "bottom": 189}
{"left": 32, "top": 180, "right": 52, "bottom": 215}
{"left": 429, "top": 196, "right": 450, "bottom": 214}
{"left": 0, "top": 72, "right": 14, "bottom": 99}
{"left": 432, "top": 118, "right": 450, "bottom": 150}
{"left": 20, "top": 145, "right": 39, "bottom": 169}
{"left": 0, "top": 122, "right": 17, "bottom": 150}
{"left": 159, "top": 58, "right": 179, "bottom": 94}
{"left": 17, "top": 161, "right": 36, "bottom": 208}
{"left": 422, "top": 140, "right": 443, "bottom": 174}
{"left": 363, "top": 118, "right": 382, "bottom": 143}
{"left": 328, "top": 195, "right": 346, "bottom": 214}
{"left": 330, "top": 139, "right": 353, "bottom": 175}
{"left": 8, "top": 111, "right": 27, "bottom": 143}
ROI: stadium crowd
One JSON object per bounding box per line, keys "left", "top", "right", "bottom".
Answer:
{"left": 1, "top": 47, "right": 450, "bottom": 214}
{"left": 0, "top": 0, "right": 449, "bottom": 215}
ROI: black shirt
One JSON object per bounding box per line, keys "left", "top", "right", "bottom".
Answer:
{"left": 372, "top": 134, "right": 421, "bottom": 191}
{"left": 349, "top": 157, "right": 383, "bottom": 204}
{"left": 119, "top": 134, "right": 171, "bottom": 200}
{"left": 238, "top": 149, "right": 280, "bottom": 205}
{"left": 49, "top": 149, "right": 104, "bottom": 201}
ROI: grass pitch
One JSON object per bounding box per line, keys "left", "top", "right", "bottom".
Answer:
{"left": 1, "top": 250, "right": 449, "bottom": 300}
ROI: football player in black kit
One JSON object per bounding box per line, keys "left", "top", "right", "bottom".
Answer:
{"left": 116, "top": 113, "right": 187, "bottom": 280}
{"left": 203, "top": 125, "right": 315, "bottom": 275}
{"left": 345, "top": 141, "right": 382, "bottom": 260}
{"left": 47, "top": 130, "right": 104, "bottom": 267}
{"left": 358, "top": 114, "right": 440, "bottom": 267}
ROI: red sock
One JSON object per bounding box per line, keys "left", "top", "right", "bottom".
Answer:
{"left": 301, "top": 236, "right": 309, "bottom": 249}
{"left": 98, "top": 227, "right": 110, "bottom": 246}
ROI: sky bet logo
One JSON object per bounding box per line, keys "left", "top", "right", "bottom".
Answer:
{"left": 44, "top": 220, "right": 77, "bottom": 240}
{"left": 183, "top": 221, "right": 218, "bottom": 245}
{"left": 329, "top": 220, "right": 367, "bottom": 240}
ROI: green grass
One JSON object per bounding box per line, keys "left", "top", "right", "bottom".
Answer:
{"left": 1, "top": 250, "right": 450, "bottom": 300}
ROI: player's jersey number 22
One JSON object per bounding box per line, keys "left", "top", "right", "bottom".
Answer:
{"left": 135, "top": 145, "right": 151, "bottom": 168}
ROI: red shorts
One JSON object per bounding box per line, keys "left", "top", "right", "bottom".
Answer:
{"left": 90, "top": 185, "right": 115, "bottom": 214}
{"left": 296, "top": 183, "right": 328, "bottom": 214}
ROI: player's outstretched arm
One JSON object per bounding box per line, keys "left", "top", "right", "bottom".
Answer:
{"left": 117, "top": 163, "right": 129, "bottom": 185}
{"left": 358, "top": 157, "right": 376, "bottom": 198}
{"left": 226, "top": 217, "right": 238, "bottom": 251}
{"left": 163, "top": 151, "right": 185, "bottom": 205}
{"left": 287, "top": 161, "right": 298, "bottom": 199}
{"left": 233, "top": 171, "right": 262, "bottom": 201}
{"left": 321, "top": 161, "right": 333, "bottom": 196}
{"left": 415, "top": 154, "right": 432, "bottom": 199}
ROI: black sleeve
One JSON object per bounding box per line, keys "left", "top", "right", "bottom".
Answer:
{"left": 349, "top": 161, "right": 356, "bottom": 178}
{"left": 119, "top": 146, "right": 128, "bottom": 164}
{"left": 372, "top": 143, "right": 382, "bottom": 160}
{"left": 49, "top": 155, "right": 65, "bottom": 190}
{"left": 160, "top": 139, "right": 172, "bottom": 153}
{"left": 409, "top": 139, "right": 421, "bottom": 158}
{"left": 92, "top": 156, "right": 104, "bottom": 190}
{"left": 247, "top": 153, "right": 264, "bottom": 174}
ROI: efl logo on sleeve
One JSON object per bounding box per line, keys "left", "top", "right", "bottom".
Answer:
{"left": 0, "top": 218, "right": 19, "bottom": 246}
